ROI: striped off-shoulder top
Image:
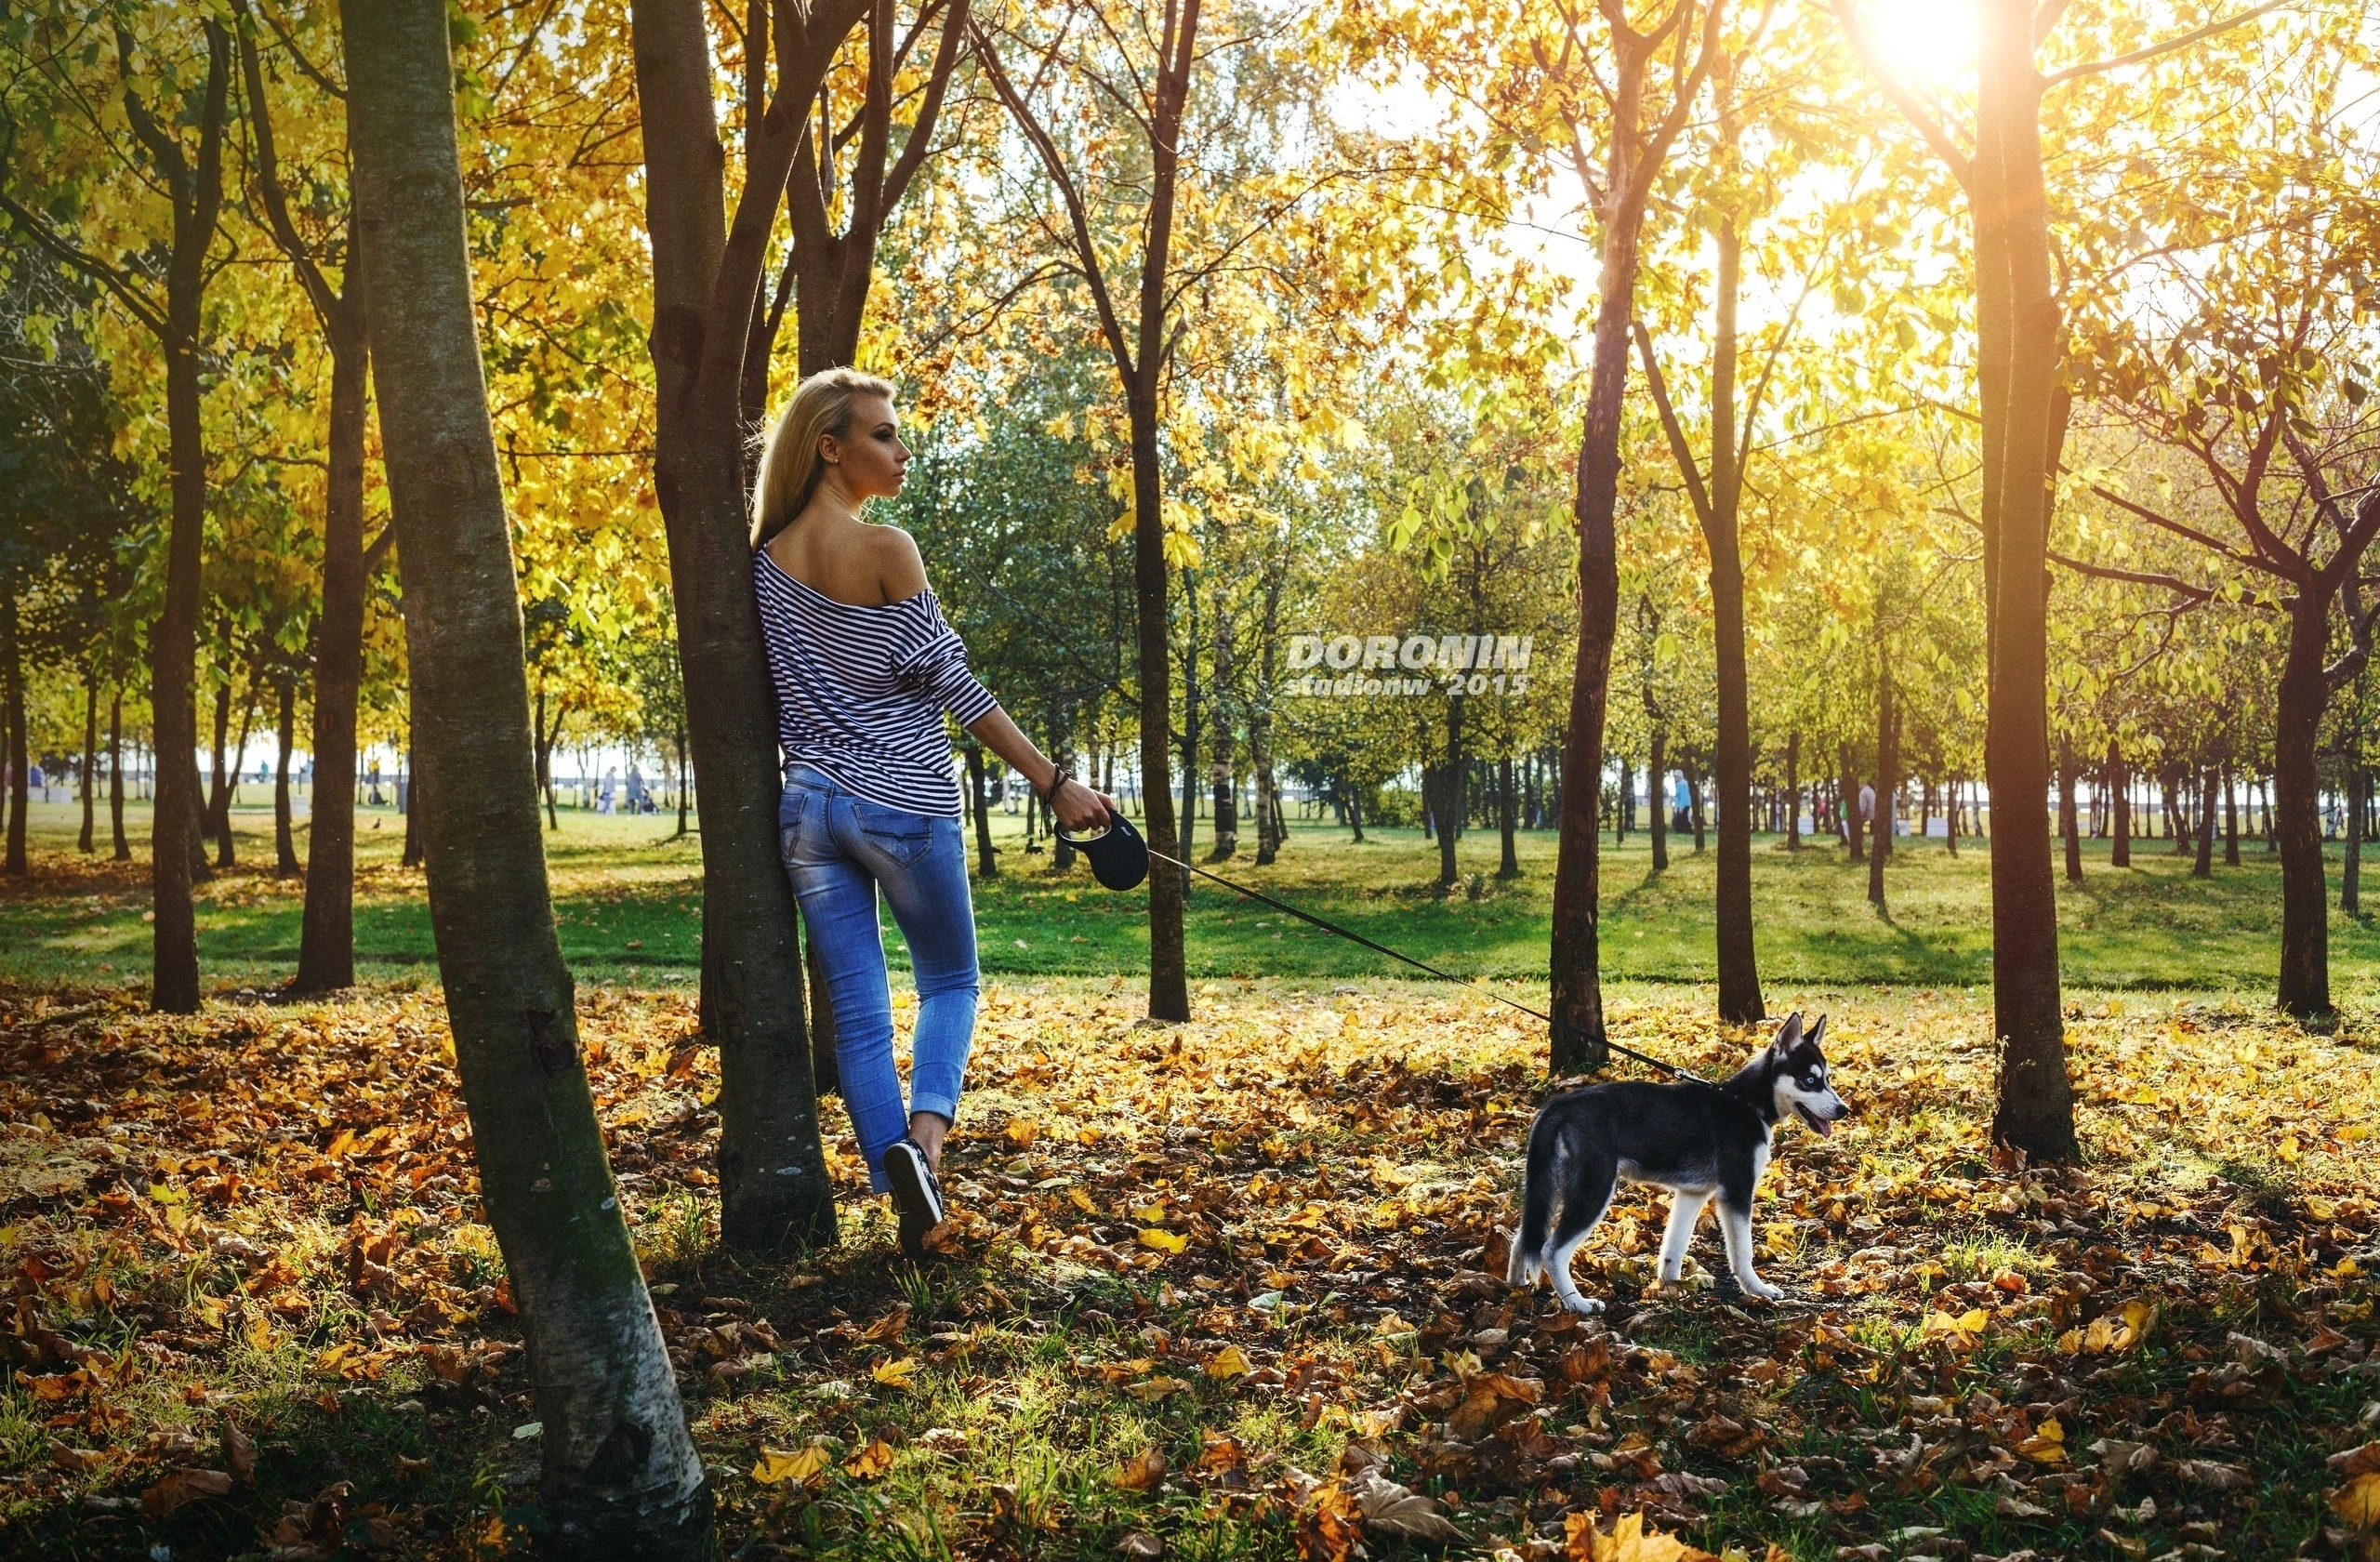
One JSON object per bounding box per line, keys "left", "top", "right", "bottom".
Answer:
{"left": 753, "top": 548, "right": 1000, "bottom": 817}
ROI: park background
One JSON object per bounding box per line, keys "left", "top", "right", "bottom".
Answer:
{"left": 4, "top": 3, "right": 2380, "bottom": 1562}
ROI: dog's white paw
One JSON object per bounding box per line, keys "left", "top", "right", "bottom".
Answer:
{"left": 1742, "top": 1279, "right": 1786, "bottom": 1303}
{"left": 1565, "top": 1295, "right": 1605, "bottom": 1317}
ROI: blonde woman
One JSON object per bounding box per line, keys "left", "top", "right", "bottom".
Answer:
{"left": 751, "top": 368, "right": 1116, "bottom": 1257}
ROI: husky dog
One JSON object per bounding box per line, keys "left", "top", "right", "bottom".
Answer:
{"left": 1507, "top": 1012, "right": 1851, "bottom": 1313}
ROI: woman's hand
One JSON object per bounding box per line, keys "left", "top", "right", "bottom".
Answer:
{"left": 1047, "top": 774, "right": 1118, "bottom": 834}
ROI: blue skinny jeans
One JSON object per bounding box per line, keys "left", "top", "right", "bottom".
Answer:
{"left": 778, "top": 763, "right": 980, "bottom": 1192}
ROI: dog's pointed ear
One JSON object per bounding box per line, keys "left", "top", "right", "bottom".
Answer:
{"left": 1807, "top": 1013, "right": 1828, "bottom": 1049}
{"left": 1771, "top": 1012, "right": 1804, "bottom": 1052}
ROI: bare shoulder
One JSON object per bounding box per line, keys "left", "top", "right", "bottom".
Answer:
{"left": 871, "top": 523, "right": 931, "bottom": 602}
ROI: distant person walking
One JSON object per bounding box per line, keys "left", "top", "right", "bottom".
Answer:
{"left": 599, "top": 767, "right": 618, "bottom": 815}
{"left": 752, "top": 367, "right": 1115, "bottom": 1258}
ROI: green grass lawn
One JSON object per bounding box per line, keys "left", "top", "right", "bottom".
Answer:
{"left": 6, "top": 794, "right": 2379, "bottom": 999}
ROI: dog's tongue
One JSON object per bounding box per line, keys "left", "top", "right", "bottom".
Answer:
{"left": 1802, "top": 1105, "right": 1833, "bottom": 1137}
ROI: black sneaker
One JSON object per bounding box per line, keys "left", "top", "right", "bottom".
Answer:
{"left": 883, "top": 1139, "right": 945, "bottom": 1260}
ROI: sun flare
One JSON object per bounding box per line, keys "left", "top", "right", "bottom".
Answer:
{"left": 1860, "top": 0, "right": 1979, "bottom": 85}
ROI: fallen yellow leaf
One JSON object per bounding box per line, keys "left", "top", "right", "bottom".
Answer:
{"left": 751, "top": 1444, "right": 830, "bottom": 1487}
{"left": 844, "top": 1438, "right": 894, "bottom": 1479}
{"left": 1138, "top": 1227, "right": 1187, "bottom": 1253}
{"left": 1205, "top": 1345, "right": 1251, "bottom": 1379}
{"left": 2332, "top": 1471, "right": 2380, "bottom": 1529}
{"left": 1564, "top": 1510, "right": 1699, "bottom": 1562}
{"left": 872, "top": 1357, "right": 919, "bottom": 1389}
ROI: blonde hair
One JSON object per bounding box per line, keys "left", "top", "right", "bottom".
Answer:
{"left": 750, "top": 367, "right": 897, "bottom": 549}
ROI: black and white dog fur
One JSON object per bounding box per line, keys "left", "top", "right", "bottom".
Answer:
{"left": 1507, "top": 1013, "right": 1851, "bottom": 1313}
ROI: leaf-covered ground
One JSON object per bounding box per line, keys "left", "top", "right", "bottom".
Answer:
{"left": 2, "top": 975, "right": 2377, "bottom": 1561}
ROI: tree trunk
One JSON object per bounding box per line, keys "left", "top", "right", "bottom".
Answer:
{"left": 2194, "top": 765, "right": 2215, "bottom": 879}
{"left": 1869, "top": 679, "right": 1897, "bottom": 908}
{"left": 1, "top": 594, "right": 24, "bottom": 877}
{"left": 1051, "top": 722, "right": 1078, "bottom": 874}
{"left": 78, "top": 675, "right": 98, "bottom": 854}
{"left": 1207, "top": 608, "right": 1236, "bottom": 861}
{"left": 1550, "top": 74, "right": 1643, "bottom": 1075}
{"left": 274, "top": 681, "right": 300, "bottom": 877}
{"left": 109, "top": 694, "right": 129, "bottom": 861}
{"left": 1253, "top": 569, "right": 1282, "bottom": 865}
{"left": 631, "top": 0, "right": 848, "bottom": 1250}
{"left": 2344, "top": 764, "right": 2362, "bottom": 914}
{"left": 2058, "top": 733, "right": 2081, "bottom": 882}
{"left": 1784, "top": 732, "right": 1801, "bottom": 851}
{"left": 1977, "top": 0, "right": 2072, "bottom": 1158}
{"left": 536, "top": 687, "right": 561, "bottom": 831}
{"left": 965, "top": 741, "right": 998, "bottom": 878}
{"left": 1498, "top": 754, "right": 1519, "bottom": 878}
{"left": 1174, "top": 566, "right": 1201, "bottom": 892}
{"left": 1433, "top": 695, "right": 1463, "bottom": 892}
{"left": 400, "top": 745, "right": 423, "bottom": 867}
{"left": 2109, "top": 737, "right": 2129, "bottom": 868}
{"left": 206, "top": 682, "right": 234, "bottom": 867}
{"left": 347, "top": 7, "right": 712, "bottom": 1550}
{"left": 671, "top": 721, "right": 689, "bottom": 839}
{"left": 1688, "top": 763, "right": 1707, "bottom": 853}
{"left": 1841, "top": 742, "right": 1864, "bottom": 861}
{"left": 294, "top": 305, "right": 371, "bottom": 993}
{"left": 2224, "top": 770, "right": 2240, "bottom": 867}
{"left": 188, "top": 760, "right": 211, "bottom": 883}
{"left": 1704, "top": 216, "right": 1761, "bottom": 1019}
{"left": 1649, "top": 732, "right": 1669, "bottom": 872}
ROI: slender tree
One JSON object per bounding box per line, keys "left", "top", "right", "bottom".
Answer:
{"left": 973, "top": 0, "right": 1208, "bottom": 1022}
{"left": 109, "top": 693, "right": 128, "bottom": 860}
{"left": 0, "top": 17, "right": 231, "bottom": 1010}
{"left": 630, "top": 0, "right": 864, "bottom": 1250}
{"left": 237, "top": 0, "right": 377, "bottom": 992}
{"left": 1543, "top": 0, "right": 1728, "bottom": 1072}
{"left": 344, "top": 4, "right": 711, "bottom": 1551}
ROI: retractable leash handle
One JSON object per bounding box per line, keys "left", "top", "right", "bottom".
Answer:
{"left": 1042, "top": 772, "right": 1149, "bottom": 891}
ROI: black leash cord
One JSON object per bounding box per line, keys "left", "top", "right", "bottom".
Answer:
{"left": 1137, "top": 843, "right": 1697, "bottom": 1082}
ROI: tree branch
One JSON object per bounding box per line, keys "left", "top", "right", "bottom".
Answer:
{"left": 877, "top": 0, "right": 970, "bottom": 219}
{"left": 0, "top": 192, "right": 168, "bottom": 338}
{"left": 972, "top": 20, "right": 1136, "bottom": 389}
{"left": 1827, "top": 0, "right": 1972, "bottom": 192}
{"left": 2087, "top": 482, "right": 2286, "bottom": 579}
{"left": 1632, "top": 321, "right": 1716, "bottom": 527}
{"left": 2044, "top": 549, "right": 2211, "bottom": 603}
{"left": 2041, "top": 0, "right": 2281, "bottom": 88}
{"left": 235, "top": 1, "right": 344, "bottom": 328}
